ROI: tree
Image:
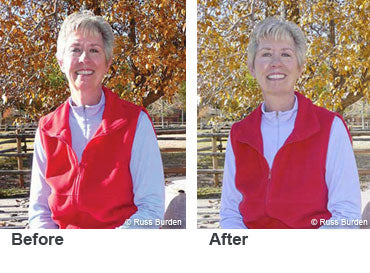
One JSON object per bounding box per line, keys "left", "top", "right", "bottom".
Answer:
{"left": 198, "top": 0, "right": 369, "bottom": 120}
{"left": 147, "top": 81, "right": 185, "bottom": 125}
{"left": 0, "top": 0, "right": 185, "bottom": 121}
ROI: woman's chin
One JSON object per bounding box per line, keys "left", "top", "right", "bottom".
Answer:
{"left": 70, "top": 82, "right": 101, "bottom": 93}
{"left": 263, "top": 88, "right": 294, "bottom": 96}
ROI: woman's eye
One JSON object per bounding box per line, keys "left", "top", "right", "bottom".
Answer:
{"left": 90, "top": 48, "right": 99, "bottom": 53}
{"left": 262, "top": 52, "right": 271, "bottom": 57}
{"left": 71, "top": 48, "right": 81, "bottom": 53}
{"left": 282, "top": 53, "right": 291, "bottom": 57}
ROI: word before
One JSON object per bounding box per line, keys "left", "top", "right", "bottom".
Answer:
{"left": 12, "top": 233, "right": 64, "bottom": 246}
{"left": 209, "top": 233, "right": 248, "bottom": 245}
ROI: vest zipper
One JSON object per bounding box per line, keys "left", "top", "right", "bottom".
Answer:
{"left": 265, "top": 167, "right": 272, "bottom": 211}
{"left": 83, "top": 106, "right": 88, "bottom": 148}
{"left": 276, "top": 111, "right": 279, "bottom": 153}
{"left": 72, "top": 106, "right": 88, "bottom": 207}
{"left": 265, "top": 111, "right": 279, "bottom": 213}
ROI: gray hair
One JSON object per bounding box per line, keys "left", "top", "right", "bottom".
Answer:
{"left": 56, "top": 10, "right": 114, "bottom": 63}
{"left": 247, "top": 17, "right": 307, "bottom": 68}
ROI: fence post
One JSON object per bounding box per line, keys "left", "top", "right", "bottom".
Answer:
{"left": 211, "top": 128, "right": 219, "bottom": 186}
{"left": 15, "top": 129, "right": 24, "bottom": 187}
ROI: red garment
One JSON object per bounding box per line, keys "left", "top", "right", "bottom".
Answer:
{"left": 39, "top": 86, "right": 147, "bottom": 229}
{"left": 230, "top": 92, "right": 350, "bottom": 229}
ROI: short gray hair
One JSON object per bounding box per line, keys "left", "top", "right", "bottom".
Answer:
{"left": 56, "top": 10, "right": 114, "bottom": 62}
{"left": 247, "top": 17, "right": 306, "bottom": 68}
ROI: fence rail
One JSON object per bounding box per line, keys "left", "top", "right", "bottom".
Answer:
{"left": 0, "top": 126, "right": 186, "bottom": 186}
{"left": 198, "top": 129, "right": 370, "bottom": 186}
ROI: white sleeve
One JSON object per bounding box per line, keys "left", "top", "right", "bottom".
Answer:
{"left": 220, "top": 136, "right": 247, "bottom": 229}
{"left": 28, "top": 128, "right": 59, "bottom": 228}
{"left": 320, "top": 116, "right": 362, "bottom": 229}
{"left": 117, "top": 111, "right": 165, "bottom": 229}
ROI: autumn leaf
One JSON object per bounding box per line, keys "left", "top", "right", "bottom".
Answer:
{"left": 0, "top": 0, "right": 185, "bottom": 121}
{"left": 198, "top": 0, "right": 369, "bottom": 120}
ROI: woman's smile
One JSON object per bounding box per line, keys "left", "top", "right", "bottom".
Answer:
{"left": 266, "top": 73, "right": 287, "bottom": 80}
{"left": 76, "top": 69, "right": 94, "bottom": 75}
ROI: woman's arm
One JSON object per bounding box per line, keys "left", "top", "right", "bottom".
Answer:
{"left": 220, "top": 136, "right": 247, "bottom": 229}
{"left": 28, "top": 128, "right": 59, "bottom": 229}
{"left": 117, "top": 111, "right": 165, "bottom": 229}
{"left": 321, "top": 116, "right": 362, "bottom": 229}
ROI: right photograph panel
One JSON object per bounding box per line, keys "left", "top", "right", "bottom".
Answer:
{"left": 197, "top": 0, "right": 370, "bottom": 229}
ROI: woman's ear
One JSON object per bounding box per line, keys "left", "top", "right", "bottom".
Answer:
{"left": 57, "top": 57, "right": 64, "bottom": 73}
{"left": 106, "top": 59, "right": 112, "bottom": 74}
{"left": 248, "top": 63, "right": 256, "bottom": 78}
{"left": 298, "top": 61, "right": 306, "bottom": 76}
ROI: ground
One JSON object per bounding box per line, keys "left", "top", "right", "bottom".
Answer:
{"left": 197, "top": 186, "right": 370, "bottom": 229}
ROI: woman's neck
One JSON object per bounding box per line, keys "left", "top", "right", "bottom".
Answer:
{"left": 263, "top": 92, "right": 295, "bottom": 112}
{"left": 70, "top": 87, "right": 102, "bottom": 106}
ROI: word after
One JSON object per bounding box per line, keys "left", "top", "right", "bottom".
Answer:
{"left": 209, "top": 233, "right": 248, "bottom": 245}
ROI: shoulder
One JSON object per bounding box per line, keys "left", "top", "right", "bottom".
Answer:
{"left": 38, "top": 101, "right": 68, "bottom": 128}
{"left": 330, "top": 115, "right": 352, "bottom": 141}
{"left": 231, "top": 105, "right": 262, "bottom": 133}
{"left": 135, "top": 111, "right": 156, "bottom": 137}
{"left": 297, "top": 92, "right": 350, "bottom": 138}
{"left": 297, "top": 92, "right": 339, "bottom": 127}
{"left": 311, "top": 103, "right": 336, "bottom": 118}
{"left": 311, "top": 102, "right": 347, "bottom": 130}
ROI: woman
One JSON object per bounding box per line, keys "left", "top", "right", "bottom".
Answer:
{"left": 28, "top": 11, "right": 165, "bottom": 229}
{"left": 220, "top": 17, "right": 361, "bottom": 229}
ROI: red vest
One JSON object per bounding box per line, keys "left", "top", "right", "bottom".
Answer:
{"left": 39, "top": 86, "right": 147, "bottom": 229}
{"left": 230, "top": 92, "right": 351, "bottom": 229}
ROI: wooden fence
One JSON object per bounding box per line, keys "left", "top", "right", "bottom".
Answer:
{"left": 0, "top": 126, "right": 185, "bottom": 187}
{"left": 198, "top": 129, "right": 370, "bottom": 186}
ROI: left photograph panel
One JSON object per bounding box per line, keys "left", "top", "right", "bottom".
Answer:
{"left": 0, "top": 1, "right": 186, "bottom": 229}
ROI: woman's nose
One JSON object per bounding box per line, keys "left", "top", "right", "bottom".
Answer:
{"left": 270, "top": 55, "right": 282, "bottom": 67}
{"left": 78, "top": 51, "right": 90, "bottom": 63}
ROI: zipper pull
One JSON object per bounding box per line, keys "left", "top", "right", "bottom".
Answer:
{"left": 268, "top": 170, "right": 272, "bottom": 181}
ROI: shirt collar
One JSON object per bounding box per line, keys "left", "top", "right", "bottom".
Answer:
{"left": 69, "top": 90, "right": 105, "bottom": 118}
{"left": 261, "top": 95, "right": 298, "bottom": 122}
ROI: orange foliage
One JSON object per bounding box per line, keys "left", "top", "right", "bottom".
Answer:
{"left": 0, "top": 0, "right": 185, "bottom": 121}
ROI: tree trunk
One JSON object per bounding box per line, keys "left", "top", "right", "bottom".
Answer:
{"left": 338, "top": 92, "right": 363, "bottom": 115}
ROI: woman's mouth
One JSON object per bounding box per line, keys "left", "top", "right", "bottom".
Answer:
{"left": 267, "top": 73, "right": 286, "bottom": 80}
{"left": 76, "top": 70, "right": 94, "bottom": 75}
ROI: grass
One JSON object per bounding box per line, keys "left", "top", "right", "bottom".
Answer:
{"left": 162, "top": 152, "right": 186, "bottom": 176}
{"left": 197, "top": 128, "right": 228, "bottom": 198}
{"left": 0, "top": 187, "right": 29, "bottom": 198}
{"left": 0, "top": 139, "right": 33, "bottom": 198}
{"left": 197, "top": 186, "right": 222, "bottom": 199}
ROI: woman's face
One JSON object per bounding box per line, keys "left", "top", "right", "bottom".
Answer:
{"left": 248, "top": 37, "right": 303, "bottom": 97}
{"left": 58, "top": 30, "right": 111, "bottom": 93}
